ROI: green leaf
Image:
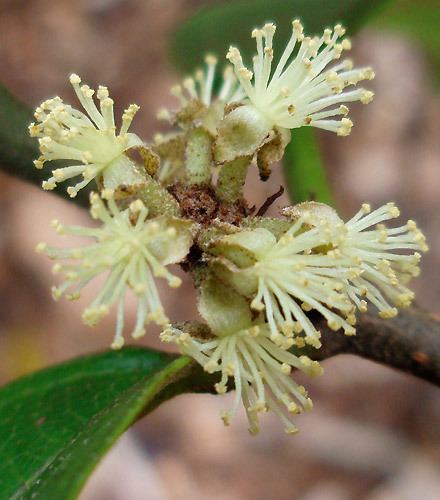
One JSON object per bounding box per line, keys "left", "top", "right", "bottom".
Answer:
{"left": 283, "top": 128, "right": 334, "bottom": 205}
{"left": 0, "top": 84, "right": 90, "bottom": 206}
{"left": 374, "top": 0, "right": 440, "bottom": 83}
{"left": 0, "top": 347, "right": 202, "bottom": 499}
{"left": 170, "top": 0, "right": 393, "bottom": 73}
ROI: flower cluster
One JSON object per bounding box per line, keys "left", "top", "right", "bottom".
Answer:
{"left": 208, "top": 202, "right": 426, "bottom": 341}
{"left": 161, "top": 279, "right": 321, "bottom": 435}
{"left": 29, "top": 74, "right": 144, "bottom": 197}
{"left": 37, "top": 194, "right": 193, "bottom": 349}
{"left": 32, "top": 19, "right": 427, "bottom": 435}
{"left": 226, "top": 21, "right": 374, "bottom": 134}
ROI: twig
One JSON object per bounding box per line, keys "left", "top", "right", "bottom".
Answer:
{"left": 311, "top": 307, "right": 440, "bottom": 386}
{"left": 256, "top": 185, "right": 284, "bottom": 216}
{"left": 169, "top": 307, "right": 440, "bottom": 401}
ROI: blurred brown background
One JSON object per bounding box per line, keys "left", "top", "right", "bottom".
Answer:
{"left": 0, "top": 1, "right": 439, "bottom": 499}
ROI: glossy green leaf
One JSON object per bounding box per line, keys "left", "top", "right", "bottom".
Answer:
{"left": 0, "top": 347, "right": 202, "bottom": 499}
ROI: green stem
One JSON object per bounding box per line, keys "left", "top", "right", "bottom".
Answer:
{"left": 113, "top": 176, "right": 180, "bottom": 218}
{"left": 216, "top": 156, "right": 250, "bottom": 203}
{"left": 139, "top": 178, "right": 181, "bottom": 217}
{"left": 184, "top": 127, "right": 212, "bottom": 185}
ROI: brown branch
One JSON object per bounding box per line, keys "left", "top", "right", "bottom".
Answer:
{"left": 311, "top": 307, "right": 440, "bottom": 386}
{"left": 172, "top": 307, "right": 440, "bottom": 400}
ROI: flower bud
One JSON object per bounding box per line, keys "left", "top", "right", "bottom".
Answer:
{"left": 214, "top": 105, "right": 271, "bottom": 163}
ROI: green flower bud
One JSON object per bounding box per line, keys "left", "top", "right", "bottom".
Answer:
{"left": 214, "top": 105, "right": 271, "bottom": 163}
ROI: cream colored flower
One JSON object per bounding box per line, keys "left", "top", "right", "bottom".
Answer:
{"left": 338, "top": 202, "right": 428, "bottom": 318}
{"left": 36, "top": 194, "right": 193, "bottom": 349}
{"left": 29, "top": 74, "right": 144, "bottom": 197}
{"left": 226, "top": 20, "right": 374, "bottom": 135}
{"left": 157, "top": 55, "right": 245, "bottom": 123}
{"left": 288, "top": 201, "right": 428, "bottom": 318}
{"left": 161, "top": 282, "right": 322, "bottom": 435}
{"left": 209, "top": 213, "right": 357, "bottom": 348}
